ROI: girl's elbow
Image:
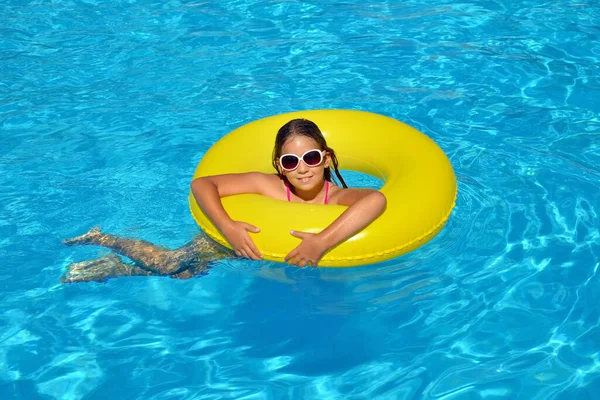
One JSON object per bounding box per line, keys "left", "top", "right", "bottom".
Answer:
{"left": 191, "top": 176, "right": 212, "bottom": 190}
{"left": 190, "top": 177, "right": 215, "bottom": 198}
{"left": 374, "top": 191, "right": 387, "bottom": 211}
{"left": 363, "top": 190, "right": 386, "bottom": 213}
{"left": 190, "top": 177, "right": 203, "bottom": 192}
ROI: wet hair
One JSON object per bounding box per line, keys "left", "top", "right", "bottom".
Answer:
{"left": 272, "top": 118, "right": 348, "bottom": 188}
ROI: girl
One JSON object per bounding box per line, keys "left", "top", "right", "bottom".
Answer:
{"left": 61, "top": 119, "right": 386, "bottom": 283}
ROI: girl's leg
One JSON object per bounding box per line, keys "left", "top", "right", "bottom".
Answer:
{"left": 60, "top": 254, "right": 157, "bottom": 283}
{"left": 63, "top": 227, "right": 233, "bottom": 275}
{"left": 173, "top": 234, "right": 234, "bottom": 262}
{"left": 170, "top": 264, "right": 209, "bottom": 280}
{"left": 63, "top": 227, "right": 180, "bottom": 274}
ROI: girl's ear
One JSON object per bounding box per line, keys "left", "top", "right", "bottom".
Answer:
{"left": 324, "top": 153, "right": 331, "bottom": 168}
{"left": 277, "top": 160, "right": 287, "bottom": 176}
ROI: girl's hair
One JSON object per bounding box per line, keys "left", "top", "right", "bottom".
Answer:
{"left": 272, "top": 119, "right": 348, "bottom": 188}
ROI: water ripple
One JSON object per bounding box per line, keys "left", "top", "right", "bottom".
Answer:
{"left": 2, "top": 0, "right": 600, "bottom": 398}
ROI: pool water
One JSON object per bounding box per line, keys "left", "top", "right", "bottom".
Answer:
{"left": 1, "top": 0, "right": 599, "bottom": 398}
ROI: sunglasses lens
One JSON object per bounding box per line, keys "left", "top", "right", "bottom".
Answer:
{"left": 281, "top": 155, "right": 299, "bottom": 170}
{"left": 303, "top": 150, "right": 322, "bottom": 166}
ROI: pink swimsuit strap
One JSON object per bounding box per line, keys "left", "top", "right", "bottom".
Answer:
{"left": 286, "top": 180, "right": 329, "bottom": 204}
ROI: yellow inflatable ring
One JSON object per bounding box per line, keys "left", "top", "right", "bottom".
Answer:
{"left": 189, "top": 110, "right": 457, "bottom": 267}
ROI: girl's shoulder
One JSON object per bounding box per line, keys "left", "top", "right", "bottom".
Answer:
{"left": 196, "top": 171, "right": 285, "bottom": 198}
{"left": 327, "top": 185, "right": 381, "bottom": 206}
{"left": 241, "top": 172, "right": 286, "bottom": 198}
{"left": 248, "top": 172, "right": 285, "bottom": 185}
{"left": 237, "top": 171, "right": 284, "bottom": 184}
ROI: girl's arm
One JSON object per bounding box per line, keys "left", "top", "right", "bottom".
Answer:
{"left": 285, "top": 189, "right": 387, "bottom": 267}
{"left": 190, "top": 172, "right": 274, "bottom": 260}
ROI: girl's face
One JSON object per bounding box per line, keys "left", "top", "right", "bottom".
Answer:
{"left": 278, "top": 135, "right": 330, "bottom": 191}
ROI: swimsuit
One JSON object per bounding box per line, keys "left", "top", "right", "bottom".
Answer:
{"left": 286, "top": 180, "right": 330, "bottom": 204}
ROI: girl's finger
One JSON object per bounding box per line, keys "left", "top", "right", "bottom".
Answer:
{"left": 235, "top": 250, "right": 242, "bottom": 257}
{"left": 244, "top": 223, "right": 260, "bottom": 233}
{"left": 293, "top": 256, "right": 305, "bottom": 267}
{"left": 239, "top": 249, "right": 250, "bottom": 259}
{"left": 286, "top": 253, "right": 299, "bottom": 265}
{"left": 285, "top": 249, "right": 298, "bottom": 262}
{"left": 245, "top": 239, "right": 263, "bottom": 260}
{"left": 245, "top": 244, "right": 261, "bottom": 260}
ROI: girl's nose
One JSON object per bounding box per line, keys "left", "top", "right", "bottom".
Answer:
{"left": 297, "top": 160, "right": 309, "bottom": 172}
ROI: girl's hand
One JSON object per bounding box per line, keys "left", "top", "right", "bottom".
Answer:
{"left": 284, "top": 230, "right": 329, "bottom": 268}
{"left": 222, "top": 221, "right": 263, "bottom": 260}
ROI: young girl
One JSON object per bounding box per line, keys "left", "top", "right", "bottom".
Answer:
{"left": 61, "top": 119, "right": 386, "bottom": 283}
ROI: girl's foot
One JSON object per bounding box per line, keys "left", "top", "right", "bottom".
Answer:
{"left": 63, "top": 227, "right": 103, "bottom": 246}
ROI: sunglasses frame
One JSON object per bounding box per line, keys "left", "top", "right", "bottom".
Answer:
{"left": 278, "top": 149, "right": 327, "bottom": 172}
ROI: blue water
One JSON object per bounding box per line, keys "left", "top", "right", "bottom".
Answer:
{"left": 2, "top": 0, "right": 599, "bottom": 398}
